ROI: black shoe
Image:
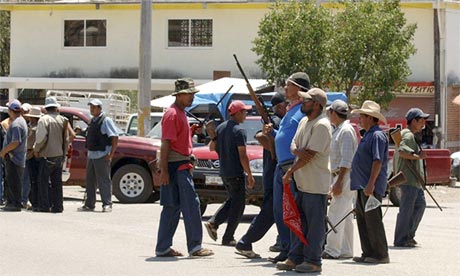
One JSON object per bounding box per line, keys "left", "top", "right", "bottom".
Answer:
{"left": 268, "top": 254, "right": 287, "bottom": 264}
{"left": 322, "top": 252, "right": 339, "bottom": 259}
{"left": 222, "top": 239, "right": 237, "bottom": 246}
{"left": 269, "top": 243, "right": 281, "bottom": 252}
{"left": 2, "top": 205, "right": 21, "bottom": 212}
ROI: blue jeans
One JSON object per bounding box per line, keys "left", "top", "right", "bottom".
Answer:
{"left": 236, "top": 166, "right": 274, "bottom": 250}
{"left": 4, "top": 156, "right": 24, "bottom": 208}
{"left": 289, "top": 191, "right": 328, "bottom": 266}
{"left": 156, "top": 161, "right": 203, "bottom": 255}
{"left": 273, "top": 164, "right": 292, "bottom": 258}
{"left": 394, "top": 185, "right": 426, "bottom": 245}
{"left": 208, "top": 176, "right": 246, "bottom": 243}
{"left": 85, "top": 157, "right": 112, "bottom": 208}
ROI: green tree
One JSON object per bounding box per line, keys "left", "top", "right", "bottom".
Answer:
{"left": 0, "top": 10, "right": 10, "bottom": 76}
{"left": 252, "top": 0, "right": 332, "bottom": 87}
{"left": 253, "top": 0, "right": 416, "bottom": 107}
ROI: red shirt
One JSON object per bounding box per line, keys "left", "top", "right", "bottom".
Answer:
{"left": 162, "top": 104, "right": 192, "bottom": 156}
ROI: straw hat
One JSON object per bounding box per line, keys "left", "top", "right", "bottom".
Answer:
{"left": 351, "top": 100, "right": 387, "bottom": 124}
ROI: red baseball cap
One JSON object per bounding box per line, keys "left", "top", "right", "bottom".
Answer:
{"left": 228, "top": 100, "right": 252, "bottom": 115}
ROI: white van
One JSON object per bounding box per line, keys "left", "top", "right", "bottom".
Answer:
{"left": 125, "top": 112, "right": 164, "bottom": 136}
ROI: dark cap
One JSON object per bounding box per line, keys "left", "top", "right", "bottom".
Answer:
{"left": 287, "top": 72, "right": 310, "bottom": 91}
{"left": 406, "top": 108, "right": 430, "bottom": 121}
{"left": 271, "top": 92, "right": 286, "bottom": 106}
{"left": 7, "top": 99, "right": 21, "bottom": 111}
{"left": 327, "top": 99, "right": 348, "bottom": 115}
{"left": 172, "top": 78, "right": 199, "bottom": 96}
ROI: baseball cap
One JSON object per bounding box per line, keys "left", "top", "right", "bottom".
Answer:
{"left": 172, "top": 78, "right": 199, "bottom": 96}
{"left": 271, "top": 92, "right": 286, "bottom": 106}
{"left": 228, "top": 100, "right": 252, "bottom": 115}
{"left": 406, "top": 108, "right": 429, "bottom": 121}
{"left": 327, "top": 99, "right": 348, "bottom": 115}
{"left": 299, "top": 88, "right": 327, "bottom": 109}
{"left": 88, "top": 99, "right": 103, "bottom": 106}
{"left": 7, "top": 99, "right": 22, "bottom": 111}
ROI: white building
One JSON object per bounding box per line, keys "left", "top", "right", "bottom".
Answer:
{"left": 0, "top": 0, "right": 459, "bottom": 150}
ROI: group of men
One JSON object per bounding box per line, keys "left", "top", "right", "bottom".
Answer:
{"left": 0, "top": 97, "right": 119, "bottom": 214}
{"left": 156, "top": 75, "right": 429, "bottom": 273}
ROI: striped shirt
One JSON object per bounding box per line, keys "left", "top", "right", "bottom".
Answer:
{"left": 330, "top": 120, "right": 358, "bottom": 171}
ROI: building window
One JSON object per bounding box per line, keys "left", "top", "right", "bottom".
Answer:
{"left": 168, "top": 19, "right": 212, "bottom": 47}
{"left": 64, "top": 19, "right": 106, "bottom": 47}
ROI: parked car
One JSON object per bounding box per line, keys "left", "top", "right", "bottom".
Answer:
{"left": 451, "top": 151, "right": 460, "bottom": 181}
{"left": 59, "top": 107, "right": 160, "bottom": 203}
{"left": 125, "top": 112, "right": 164, "bottom": 136}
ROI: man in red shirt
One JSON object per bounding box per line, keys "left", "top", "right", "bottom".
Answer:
{"left": 155, "top": 78, "right": 214, "bottom": 258}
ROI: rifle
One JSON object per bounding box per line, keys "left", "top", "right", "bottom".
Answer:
{"left": 390, "top": 128, "right": 442, "bottom": 211}
{"left": 233, "top": 54, "right": 276, "bottom": 159}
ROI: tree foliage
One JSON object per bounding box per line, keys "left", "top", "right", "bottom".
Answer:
{"left": 0, "top": 10, "right": 10, "bottom": 76}
{"left": 253, "top": 0, "right": 417, "bottom": 107}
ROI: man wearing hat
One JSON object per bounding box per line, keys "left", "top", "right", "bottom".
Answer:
{"left": 322, "top": 100, "right": 358, "bottom": 260}
{"left": 24, "top": 107, "right": 42, "bottom": 210}
{"left": 78, "top": 98, "right": 118, "bottom": 213}
{"left": 266, "top": 72, "right": 310, "bottom": 264}
{"left": 34, "top": 97, "right": 73, "bottom": 213}
{"left": 393, "top": 108, "right": 429, "bottom": 248}
{"left": 234, "top": 92, "right": 287, "bottom": 258}
{"left": 0, "top": 99, "right": 28, "bottom": 211}
{"left": 155, "top": 78, "right": 214, "bottom": 257}
{"left": 277, "top": 88, "right": 332, "bottom": 273}
{"left": 205, "top": 100, "right": 255, "bottom": 247}
{"left": 350, "top": 100, "right": 389, "bottom": 264}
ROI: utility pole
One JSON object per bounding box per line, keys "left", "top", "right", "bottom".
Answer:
{"left": 138, "top": 0, "right": 152, "bottom": 137}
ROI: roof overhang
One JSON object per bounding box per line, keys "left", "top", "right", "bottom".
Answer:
{"left": 0, "top": 77, "right": 210, "bottom": 93}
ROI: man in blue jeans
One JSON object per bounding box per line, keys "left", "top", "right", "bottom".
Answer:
{"left": 205, "top": 100, "right": 255, "bottom": 246}
{"left": 155, "top": 78, "right": 213, "bottom": 258}
{"left": 235, "top": 92, "right": 287, "bottom": 258}
{"left": 394, "top": 108, "right": 429, "bottom": 248}
{"left": 266, "top": 72, "right": 310, "bottom": 263}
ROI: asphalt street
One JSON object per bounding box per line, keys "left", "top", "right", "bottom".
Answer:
{"left": 1, "top": 184, "right": 460, "bottom": 276}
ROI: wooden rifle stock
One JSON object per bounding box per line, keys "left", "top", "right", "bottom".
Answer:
{"left": 233, "top": 54, "right": 275, "bottom": 159}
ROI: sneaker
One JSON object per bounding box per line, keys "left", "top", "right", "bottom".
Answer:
{"left": 102, "top": 205, "right": 112, "bottom": 213}
{"left": 235, "top": 249, "right": 261, "bottom": 259}
{"left": 22, "top": 202, "right": 31, "bottom": 209}
{"left": 364, "top": 256, "right": 390, "bottom": 264}
{"left": 295, "top": 262, "right": 322, "bottom": 273}
{"left": 77, "top": 205, "right": 95, "bottom": 212}
{"left": 190, "top": 248, "right": 214, "bottom": 257}
{"left": 204, "top": 222, "right": 218, "bottom": 241}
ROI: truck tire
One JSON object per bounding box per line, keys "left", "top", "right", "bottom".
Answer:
{"left": 113, "top": 164, "right": 153, "bottom": 203}
{"left": 389, "top": 186, "right": 402, "bottom": 207}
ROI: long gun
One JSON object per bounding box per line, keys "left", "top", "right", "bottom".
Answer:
{"left": 233, "top": 54, "right": 276, "bottom": 159}
{"left": 390, "top": 129, "right": 443, "bottom": 211}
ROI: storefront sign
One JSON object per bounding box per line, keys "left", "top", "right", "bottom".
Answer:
{"left": 351, "top": 82, "right": 435, "bottom": 96}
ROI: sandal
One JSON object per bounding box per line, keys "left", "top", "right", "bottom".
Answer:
{"left": 156, "top": 248, "right": 184, "bottom": 257}
{"left": 235, "top": 249, "right": 261, "bottom": 259}
{"left": 190, "top": 248, "right": 214, "bottom": 257}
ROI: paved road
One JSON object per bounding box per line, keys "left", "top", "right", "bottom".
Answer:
{"left": 1, "top": 184, "right": 460, "bottom": 276}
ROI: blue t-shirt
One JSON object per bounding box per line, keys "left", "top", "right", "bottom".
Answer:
{"left": 5, "top": 116, "right": 27, "bottom": 168}
{"left": 350, "top": 125, "right": 389, "bottom": 196}
{"left": 215, "top": 120, "right": 247, "bottom": 178}
{"left": 273, "top": 103, "right": 304, "bottom": 164}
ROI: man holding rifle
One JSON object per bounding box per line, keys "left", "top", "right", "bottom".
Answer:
{"left": 393, "top": 108, "right": 429, "bottom": 248}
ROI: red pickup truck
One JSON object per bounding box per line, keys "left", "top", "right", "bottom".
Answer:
{"left": 59, "top": 107, "right": 160, "bottom": 203}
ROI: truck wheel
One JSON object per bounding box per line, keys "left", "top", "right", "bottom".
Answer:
{"left": 389, "top": 186, "right": 402, "bottom": 207}
{"left": 113, "top": 164, "right": 153, "bottom": 203}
